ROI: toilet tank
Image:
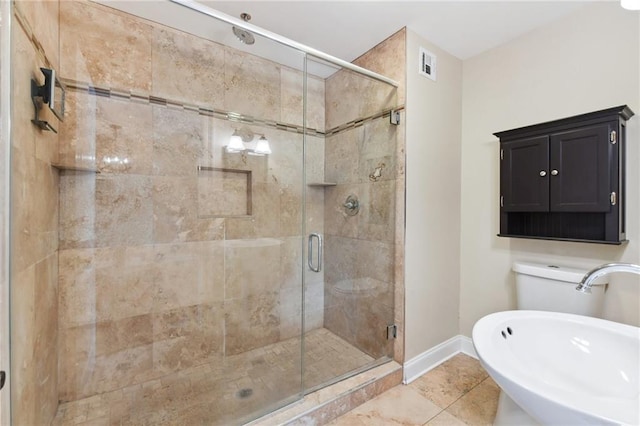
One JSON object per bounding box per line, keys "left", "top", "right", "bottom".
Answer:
{"left": 513, "top": 262, "right": 607, "bottom": 318}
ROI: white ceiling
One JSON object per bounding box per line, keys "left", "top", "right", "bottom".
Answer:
{"left": 101, "top": 0, "right": 598, "bottom": 78}
{"left": 205, "top": 1, "right": 593, "bottom": 61}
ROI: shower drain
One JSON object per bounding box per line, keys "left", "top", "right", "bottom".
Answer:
{"left": 237, "top": 388, "right": 253, "bottom": 399}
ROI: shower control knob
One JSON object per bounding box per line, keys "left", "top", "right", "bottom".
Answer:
{"left": 343, "top": 195, "right": 360, "bottom": 216}
{"left": 539, "top": 170, "right": 547, "bottom": 177}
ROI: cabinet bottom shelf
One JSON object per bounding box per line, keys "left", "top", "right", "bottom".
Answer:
{"left": 500, "top": 211, "right": 625, "bottom": 245}
{"left": 497, "top": 233, "right": 626, "bottom": 245}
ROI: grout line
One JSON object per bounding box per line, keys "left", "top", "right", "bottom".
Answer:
{"left": 424, "top": 375, "right": 493, "bottom": 425}
{"left": 443, "top": 375, "right": 490, "bottom": 409}
{"left": 414, "top": 358, "right": 494, "bottom": 426}
{"left": 422, "top": 410, "right": 444, "bottom": 426}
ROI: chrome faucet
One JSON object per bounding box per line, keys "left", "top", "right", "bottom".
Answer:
{"left": 576, "top": 262, "right": 640, "bottom": 293}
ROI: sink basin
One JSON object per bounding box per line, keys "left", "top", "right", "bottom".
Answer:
{"left": 472, "top": 310, "right": 640, "bottom": 425}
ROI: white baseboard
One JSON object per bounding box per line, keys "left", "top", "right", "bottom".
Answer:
{"left": 460, "top": 335, "right": 477, "bottom": 359}
{"left": 403, "top": 335, "right": 477, "bottom": 384}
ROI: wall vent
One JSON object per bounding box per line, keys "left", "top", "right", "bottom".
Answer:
{"left": 419, "top": 47, "right": 437, "bottom": 81}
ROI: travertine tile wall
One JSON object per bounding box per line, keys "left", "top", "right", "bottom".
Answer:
{"left": 323, "top": 30, "right": 406, "bottom": 360}
{"left": 10, "top": 1, "right": 61, "bottom": 425}
{"left": 57, "top": 0, "right": 325, "bottom": 402}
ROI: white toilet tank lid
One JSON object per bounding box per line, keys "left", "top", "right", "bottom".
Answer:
{"left": 512, "top": 262, "right": 608, "bottom": 285}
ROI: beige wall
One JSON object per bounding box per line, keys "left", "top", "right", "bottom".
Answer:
{"left": 404, "top": 29, "right": 463, "bottom": 360}
{"left": 460, "top": 2, "right": 640, "bottom": 337}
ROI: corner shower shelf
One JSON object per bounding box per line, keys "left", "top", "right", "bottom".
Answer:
{"left": 307, "top": 182, "right": 337, "bottom": 187}
{"left": 51, "top": 163, "right": 100, "bottom": 173}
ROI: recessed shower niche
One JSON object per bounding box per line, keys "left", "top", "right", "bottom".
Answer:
{"left": 197, "top": 166, "right": 252, "bottom": 217}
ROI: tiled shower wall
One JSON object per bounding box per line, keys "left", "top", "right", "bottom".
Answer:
{"left": 323, "top": 30, "right": 406, "bottom": 360}
{"left": 56, "top": 1, "right": 325, "bottom": 402}
{"left": 9, "top": 1, "right": 405, "bottom": 422}
{"left": 10, "top": 1, "right": 61, "bottom": 425}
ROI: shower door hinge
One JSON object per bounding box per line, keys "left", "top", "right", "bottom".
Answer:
{"left": 390, "top": 109, "right": 401, "bottom": 125}
{"left": 386, "top": 324, "right": 397, "bottom": 340}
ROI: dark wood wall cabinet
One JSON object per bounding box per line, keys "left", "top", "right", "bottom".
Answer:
{"left": 495, "top": 105, "right": 634, "bottom": 245}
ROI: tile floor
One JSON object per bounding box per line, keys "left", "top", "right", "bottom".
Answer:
{"left": 52, "top": 328, "right": 375, "bottom": 426}
{"left": 328, "top": 354, "right": 500, "bottom": 426}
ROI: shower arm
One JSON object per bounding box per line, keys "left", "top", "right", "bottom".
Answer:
{"left": 169, "top": 0, "right": 399, "bottom": 88}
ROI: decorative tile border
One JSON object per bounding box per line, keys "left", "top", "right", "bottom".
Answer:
{"left": 62, "top": 78, "right": 404, "bottom": 138}
{"left": 324, "top": 106, "right": 405, "bottom": 137}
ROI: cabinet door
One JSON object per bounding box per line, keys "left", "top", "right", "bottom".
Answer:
{"left": 549, "top": 123, "right": 611, "bottom": 212}
{"left": 501, "top": 136, "right": 549, "bottom": 212}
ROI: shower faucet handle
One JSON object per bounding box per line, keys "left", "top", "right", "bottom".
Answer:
{"left": 343, "top": 200, "right": 358, "bottom": 209}
{"left": 343, "top": 195, "right": 359, "bottom": 216}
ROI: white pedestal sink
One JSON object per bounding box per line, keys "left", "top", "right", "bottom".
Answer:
{"left": 472, "top": 310, "right": 640, "bottom": 425}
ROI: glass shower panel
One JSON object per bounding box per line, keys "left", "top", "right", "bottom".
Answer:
{"left": 30, "top": 1, "right": 307, "bottom": 424}
{"left": 303, "top": 56, "right": 398, "bottom": 392}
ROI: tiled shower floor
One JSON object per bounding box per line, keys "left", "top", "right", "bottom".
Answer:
{"left": 52, "top": 328, "right": 374, "bottom": 426}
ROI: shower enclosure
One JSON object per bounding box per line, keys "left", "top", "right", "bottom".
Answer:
{"left": 8, "top": 0, "right": 400, "bottom": 424}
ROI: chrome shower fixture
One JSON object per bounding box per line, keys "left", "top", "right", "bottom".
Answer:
{"left": 232, "top": 13, "right": 255, "bottom": 45}
{"left": 343, "top": 195, "right": 360, "bottom": 216}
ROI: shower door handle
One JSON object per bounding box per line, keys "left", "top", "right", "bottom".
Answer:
{"left": 308, "top": 233, "right": 322, "bottom": 273}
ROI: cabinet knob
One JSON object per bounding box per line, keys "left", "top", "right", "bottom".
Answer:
{"left": 551, "top": 169, "right": 559, "bottom": 176}
{"left": 539, "top": 170, "right": 547, "bottom": 177}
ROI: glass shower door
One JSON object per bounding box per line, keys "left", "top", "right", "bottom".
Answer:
{"left": 9, "top": 1, "right": 308, "bottom": 424}
{"left": 303, "top": 56, "right": 398, "bottom": 392}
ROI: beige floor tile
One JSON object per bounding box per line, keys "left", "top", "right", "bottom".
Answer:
{"left": 343, "top": 385, "right": 442, "bottom": 425}
{"left": 409, "top": 354, "right": 489, "bottom": 409}
{"left": 328, "top": 355, "right": 500, "bottom": 426}
{"left": 424, "top": 410, "right": 467, "bottom": 426}
{"left": 444, "top": 377, "right": 500, "bottom": 426}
